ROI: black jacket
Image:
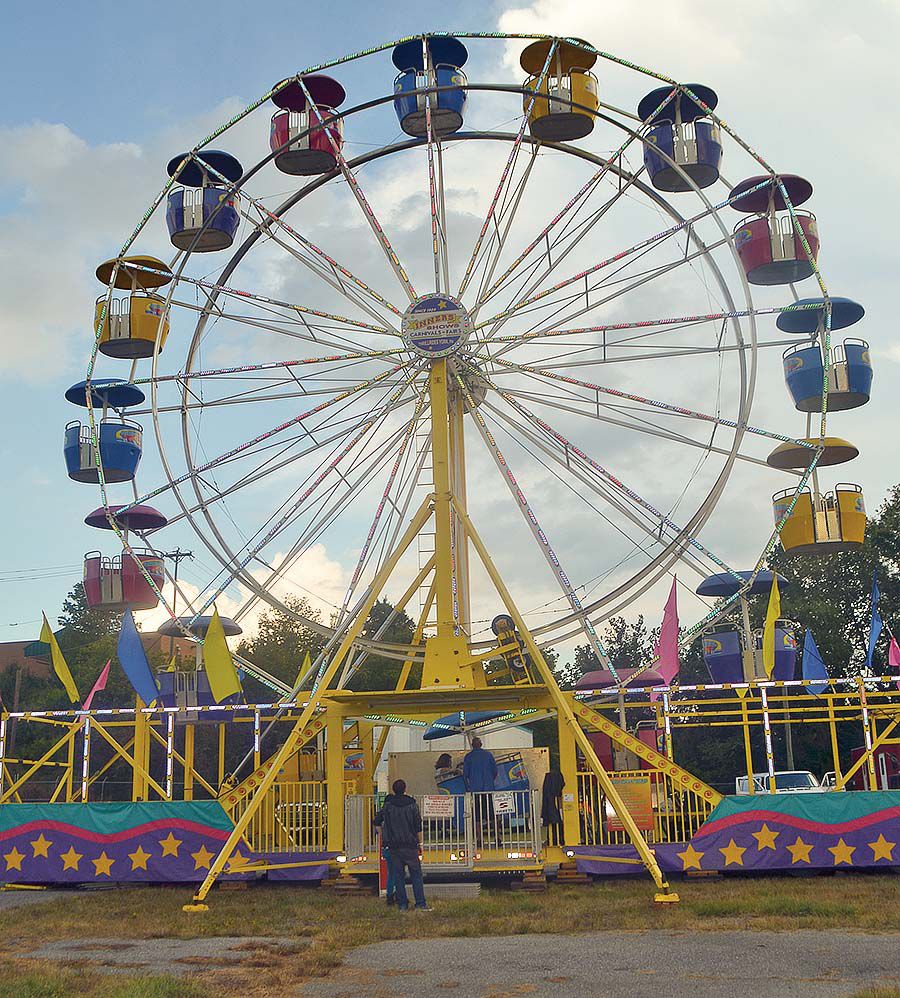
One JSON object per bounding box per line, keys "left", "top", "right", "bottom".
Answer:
{"left": 373, "top": 793, "right": 422, "bottom": 848}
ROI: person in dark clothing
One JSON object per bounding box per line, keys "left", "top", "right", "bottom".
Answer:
{"left": 373, "top": 779, "right": 432, "bottom": 911}
{"left": 541, "top": 769, "right": 565, "bottom": 846}
{"left": 462, "top": 737, "right": 498, "bottom": 791}
{"left": 463, "top": 737, "right": 499, "bottom": 847}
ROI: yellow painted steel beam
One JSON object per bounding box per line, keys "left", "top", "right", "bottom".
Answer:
{"left": 834, "top": 716, "right": 900, "bottom": 791}
{"left": 91, "top": 719, "right": 168, "bottom": 801}
{"left": 564, "top": 695, "right": 723, "bottom": 806}
{"left": 185, "top": 493, "right": 434, "bottom": 909}
{"left": 452, "top": 497, "right": 679, "bottom": 902}
{"left": 0, "top": 724, "right": 79, "bottom": 804}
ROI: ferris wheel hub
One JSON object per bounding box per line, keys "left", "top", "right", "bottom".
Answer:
{"left": 401, "top": 293, "right": 472, "bottom": 361}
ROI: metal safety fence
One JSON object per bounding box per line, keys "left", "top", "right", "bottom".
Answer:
{"left": 576, "top": 769, "right": 716, "bottom": 846}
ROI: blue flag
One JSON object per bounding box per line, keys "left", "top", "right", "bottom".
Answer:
{"left": 802, "top": 628, "right": 829, "bottom": 695}
{"left": 865, "top": 570, "right": 883, "bottom": 671}
{"left": 117, "top": 609, "right": 160, "bottom": 706}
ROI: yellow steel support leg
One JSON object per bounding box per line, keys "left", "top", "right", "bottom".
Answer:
{"left": 184, "top": 724, "right": 195, "bottom": 802}
{"left": 326, "top": 706, "right": 345, "bottom": 852}
{"left": 422, "top": 362, "right": 482, "bottom": 689}
{"left": 453, "top": 498, "right": 678, "bottom": 902}
{"left": 132, "top": 700, "right": 147, "bottom": 802}
{"left": 218, "top": 723, "right": 226, "bottom": 791}
{"left": 741, "top": 696, "right": 755, "bottom": 795}
{"left": 183, "top": 494, "right": 433, "bottom": 911}
{"left": 557, "top": 708, "right": 581, "bottom": 846}
{"left": 826, "top": 695, "right": 843, "bottom": 786}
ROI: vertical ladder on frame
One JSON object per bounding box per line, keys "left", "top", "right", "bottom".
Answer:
{"left": 415, "top": 422, "right": 436, "bottom": 629}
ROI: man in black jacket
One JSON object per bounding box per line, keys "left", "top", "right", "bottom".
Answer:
{"left": 373, "top": 779, "right": 431, "bottom": 911}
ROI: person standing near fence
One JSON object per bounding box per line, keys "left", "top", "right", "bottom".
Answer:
{"left": 463, "top": 736, "right": 498, "bottom": 846}
{"left": 373, "top": 779, "right": 432, "bottom": 912}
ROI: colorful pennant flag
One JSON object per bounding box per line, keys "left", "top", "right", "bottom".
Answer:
{"left": 652, "top": 578, "right": 679, "bottom": 698}
{"left": 801, "top": 629, "right": 829, "bottom": 695}
{"left": 40, "top": 613, "right": 79, "bottom": 703}
{"left": 888, "top": 635, "right": 900, "bottom": 691}
{"left": 889, "top": 635, "right": 900, "bottom": 669}
{"left": 83, "top": 659, "right": 110, "bottom": 710}
{"left": 865, "top": 570, "right": 883, "bottom": 671}
{"left": 203, "top": 607, "right": 241, "bottom": 703}
{"left": 117, "top": 609, "right": 159, "bottom": 707}
{"left": 762, "top": 574, "right": 781, "bottom": 678}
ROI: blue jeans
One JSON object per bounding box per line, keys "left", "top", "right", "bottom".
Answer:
{"left": 383, "top": 845, "right": 397, "bottom": 901}
{"left": 387, "top": 846, "right": 427, "bottom": 909}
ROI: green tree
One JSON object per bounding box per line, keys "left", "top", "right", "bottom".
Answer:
{"left": 236, "top": 596, "right": 327, "bottom": 690}
{"left": 572, "top": 615, "right": 653, "bottom": 677}
{"left": 346, "top": 598, "right": 416, "bottom": 692}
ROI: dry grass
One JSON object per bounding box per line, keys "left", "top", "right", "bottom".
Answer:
{"left": 0, "top": 873, "right": 897, "bottom": 996}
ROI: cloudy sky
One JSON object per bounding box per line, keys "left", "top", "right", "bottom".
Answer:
{"left": 1, "top": 2, "right": 897, "bottom": 663}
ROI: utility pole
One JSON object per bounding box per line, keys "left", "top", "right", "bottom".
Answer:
{"left": 161, "top": 549, "right": 194, "bottom": 659}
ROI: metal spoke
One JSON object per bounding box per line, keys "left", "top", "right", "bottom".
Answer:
{"left": 135, "top": 363, "right": 408, "bottom": 513}
{"left": 452, "top": 367, "right": 617, "bottom": 674}
{"left": 475, "top": 369, "right": 740, "bottom": 581}
{"left": 474, "top": 178, "right": 770, "bottom": 334}
{"left": 487, "top": 356, "right": 812, "bottom": 449}
{"left": 456, "top": 40, "right": 558, "bottom": 299}
{"left": 298, "top": 77, "right": 418, "bottom": 302}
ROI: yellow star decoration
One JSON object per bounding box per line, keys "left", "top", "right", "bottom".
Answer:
{"left": 719, "top": 838, "right": 746, "bottom": 866}
{"left": 751, "top": 824, "right": 779, "bottom": 851}
{"left": 4, "top": 846, "right": 25, "bottom": 872}
{"left": 676, "top": 843, "right": 704, "bottom": 870}
{"left": 828, "top": 838, "right": 855, "bottom": 866}
{"left": 227, "top": 850, "right": 249, "bottom": 872}
{"left": 30, "top": 834, "right": 52, "bottom": 858}
{"left": 60, "top": 845, "right": 82, "bottom": 871}
{"left": 868, "top": 834, "right": 895, "bottom": 862}
{"left": 191, "top": 844, "right": 214, "bottom": 870}
{"left": 786, "top": 836, "right": 813, "bottom": 864}
{"left": 128, "top": 845, "right": 151, "bottom": 871}
{"left": 159, "top": 832, "right": 182, "bottom": 858}
{"left": 92, "top": 852, "right": 115, "bottom": 877}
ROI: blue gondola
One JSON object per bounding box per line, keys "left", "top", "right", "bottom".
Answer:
{"left": 155, "top": 669, "right": 242, "bottom": 723}
{"left": 638, "top": 84, "right": 722, "bottom": 192}
{"left": 701, "top": 622, "right": 796, "bottom": 684}
{"left": 156, "top": 615, "right": 243, "bottom": 722}
{"left": 756, "top": 623, "right": 797, "bottom": 683}
{"left": 784, "top": 339, "right": 872, "bottom": 412}
{"left": 64, "top": 419, "right": 142, "bottom": 484}
{"left": 392, "top": 36, "right": 468, "bottom": 137}
{"left": 166, "top": 150, "right": 242, "bottom": 253}
{"left": 702, "top": 625, "right": 744, "bottom": 684}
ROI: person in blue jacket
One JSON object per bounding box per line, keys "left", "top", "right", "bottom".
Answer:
{"left": 463, "top": 737, "right": 498, "bottom": 847}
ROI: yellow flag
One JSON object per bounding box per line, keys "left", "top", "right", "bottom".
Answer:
{"left": 40, "top": 613, "right": 79, "bottom": 703}
{"left": 280, "top": 650, "right": 311, "bottom": 704}
{"left": 203, "top": 607, "right": 241, "bottom": 703}
{"left": 166, "top": 655, "right": 177, "bottom": 673}
{"left": 762, "top": 575, "right": 781, "bottom": 678}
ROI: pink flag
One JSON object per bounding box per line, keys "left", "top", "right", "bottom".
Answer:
{"left": 653, "top": 578, "right": 679, "bottom": 693}
{"left": 889, "top": 636, "right": 900, "bottom": 669}
{"left": 83, "top": 660, "right": 110, "bottom": 711}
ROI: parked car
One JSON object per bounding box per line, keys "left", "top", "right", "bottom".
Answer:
{"left": 735, "top": 770, "right": 827, "bottom": 794}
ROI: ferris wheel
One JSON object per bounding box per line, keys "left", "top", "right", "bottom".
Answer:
{"left": 63, "top": 32, "right": 867, "bottom": 685}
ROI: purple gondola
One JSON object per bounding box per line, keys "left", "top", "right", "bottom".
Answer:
{"left": 638, "top": 84, "right": 722, "bottom": 192}
{"left": 166, "top": 150, "right": 242, "bottom": 253}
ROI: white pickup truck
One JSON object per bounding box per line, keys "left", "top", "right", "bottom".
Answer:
{"left": 735, "top": 770, "right": 828, "bottom": 794}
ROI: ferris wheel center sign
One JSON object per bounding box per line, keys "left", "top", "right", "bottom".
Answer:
{"left": 401, "top": 294, "right": 472, "bottom": 359}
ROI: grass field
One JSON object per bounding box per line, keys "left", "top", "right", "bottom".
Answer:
{"left": 0, "top": 873, "right": 898, "bottom": 996}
